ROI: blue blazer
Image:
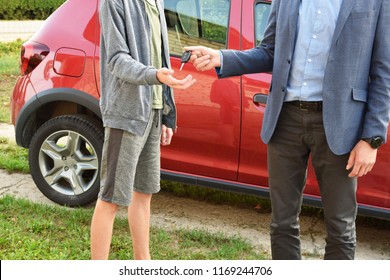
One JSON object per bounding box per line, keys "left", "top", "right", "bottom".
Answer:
{"left": 220, "top": 0, "right": 390, "bottom": 155}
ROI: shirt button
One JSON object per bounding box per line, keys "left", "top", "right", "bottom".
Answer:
{"left": 317, "top": 10, "right": 322, "bottom": 15}
{"left": 313, "top": 34, "right": 317, "bottom": 39}
{"left": 307, "top": 58, "right": 312, "bottom": 63}
{"left": 303, "top": 82, "right": 307, "bottom": 86}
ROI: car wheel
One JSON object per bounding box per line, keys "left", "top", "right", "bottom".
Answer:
{"left": 29, "top": 115, "right": 103, "bottom": 206}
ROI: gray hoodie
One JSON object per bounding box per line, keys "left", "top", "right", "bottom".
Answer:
{"left": 99, "top": 0, "right": 176, "bottom": 136}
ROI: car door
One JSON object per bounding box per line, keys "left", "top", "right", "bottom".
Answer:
{"left": 161, "top": 0, "right": 241, "bottom": 181}
{"left": 239, "top": 0, "right": 321, "bottom": 198}
{"left": 237, "top": 0, "right": 274, "bottom": 189}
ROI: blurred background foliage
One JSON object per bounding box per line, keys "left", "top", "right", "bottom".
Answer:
{"left": 0, "top": 0, "right": 65, "bottom": 20}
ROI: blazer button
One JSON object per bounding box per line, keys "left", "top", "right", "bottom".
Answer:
{"left": 281, "top": 87, "right": 286, "bottom": 92}
{"left": 287, "top": 59, "right": 291, "bottom": 64}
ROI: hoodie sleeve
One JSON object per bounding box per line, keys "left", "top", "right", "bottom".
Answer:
{"left": 99, "top": 0, "right": 160, "bottom": 85}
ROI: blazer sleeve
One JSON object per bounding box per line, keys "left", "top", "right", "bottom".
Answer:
{"left": 218, "top": 0, "right": 279, "bottom": 78}
{"left": 363, "top": 0, "right": 390, "bottom": 142}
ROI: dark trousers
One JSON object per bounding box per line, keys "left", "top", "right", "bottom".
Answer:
{"left": 267, "top": 102, "right": 357, "bottom": 260}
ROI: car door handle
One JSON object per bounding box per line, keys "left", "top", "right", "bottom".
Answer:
{"left": 253, "top": 94, "right": 268, "bottom": 105}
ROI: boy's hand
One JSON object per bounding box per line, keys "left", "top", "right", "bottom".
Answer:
{"left": 161, "top": 125, "right": 173, "bottom": 146}
{"left": 157, "top": 68, "right": 196, "bottom": 89}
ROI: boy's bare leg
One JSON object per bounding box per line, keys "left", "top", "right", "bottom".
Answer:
{"left": 91, "top": 199, "right": 118, "bottom": 259}
{"left": 128, "top": 192, "right": 152, "bottom": 260}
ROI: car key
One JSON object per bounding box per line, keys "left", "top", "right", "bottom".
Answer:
{"left": 179, "top": 50, "right": 191, "bottom": 71}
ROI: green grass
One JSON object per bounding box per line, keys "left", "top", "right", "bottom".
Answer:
{"left": 0, "top": 75, "right": 15, "bottom": 123}
{"left": 0, "top": 195, "right": 266, "bottom": 260}
{"left": 0, "top": 137, "right": 29, "bottom": 173}
{"left": 0, "top": 39, "right": 21, "bottom": 75}
{"left": 0, "top": 56, "right": 19, "bottom": 76}
{"left": 0, "top": 40, "right": 22, "bottom": 123}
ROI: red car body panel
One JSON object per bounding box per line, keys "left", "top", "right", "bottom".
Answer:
{"left": 11, "top": 0, "right": 390, "bottom": 218}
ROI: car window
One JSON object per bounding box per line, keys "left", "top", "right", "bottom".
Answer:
{"left": 164, "top": 0, "right": 230, "bottom": 56}
{"left": 255, "top": 1, "right": 271, "bottom": 45}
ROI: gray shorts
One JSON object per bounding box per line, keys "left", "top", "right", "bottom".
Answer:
{"left": 98, "top": 110, "right": 161, "bottom": 206}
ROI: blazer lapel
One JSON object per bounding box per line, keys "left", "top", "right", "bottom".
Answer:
{"left": 331, "top": 0, "right": 356, "bottom": 47}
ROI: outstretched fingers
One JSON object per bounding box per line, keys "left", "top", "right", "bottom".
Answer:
{"left": 157, "top": 68, "right": 196, "bottom": 89}
{"left": 169, "top": 74, "right": 196, "bottom": 89}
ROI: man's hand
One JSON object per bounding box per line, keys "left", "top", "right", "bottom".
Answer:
{"left": 161, "top": 125, "right": 173, "bottom": 146}
{"left": 157, "top": 68, "right": 196, "bottom": 89}
{"left": 184, "top": 46, "right": 221, "bottom": 71}
{"left": 346, "top": 140, "right": 378, "bottom": 177}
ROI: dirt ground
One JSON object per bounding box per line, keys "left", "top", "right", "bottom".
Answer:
{"left": 1, "top": 123, "right": 389, "bottom": 260}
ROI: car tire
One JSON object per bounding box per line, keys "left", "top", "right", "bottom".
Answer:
{"left": 28, "top": 115, "right": 103, "bottom": 206}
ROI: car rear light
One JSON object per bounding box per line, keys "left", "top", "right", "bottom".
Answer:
{"left": 20, "top": 41, "right": 50, "bottom": 76}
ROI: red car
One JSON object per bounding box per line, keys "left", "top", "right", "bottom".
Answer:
{"left": 11, "top": 0, "right": 390, "bottom": 219}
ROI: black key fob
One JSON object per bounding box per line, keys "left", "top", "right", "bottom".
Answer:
{"left": 181, "top": 50, "right": 191, "bottom": 63}
{"left": 179, "top": 50, "right": 191, "bottom": 71}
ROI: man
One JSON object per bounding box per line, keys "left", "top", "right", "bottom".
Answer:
{"left": 186, "top": 0, "right": 390, "bottom": 259}
{"left": 91, "top": 0, "right": 195, "bottom": 260}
